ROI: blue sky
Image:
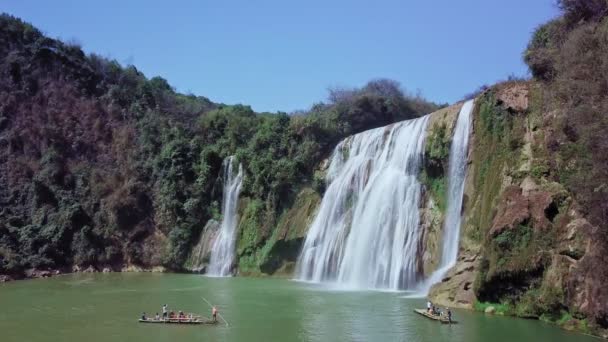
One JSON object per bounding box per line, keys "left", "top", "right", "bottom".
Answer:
{"left": 3, "top": 0, "right": 559, "bottom": 112}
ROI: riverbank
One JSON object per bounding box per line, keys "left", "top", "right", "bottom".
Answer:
{"left": 0, "top": 264, "right": 167, "bottom": 282}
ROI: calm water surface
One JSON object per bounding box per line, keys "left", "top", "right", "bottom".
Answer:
{"left": 0, "top": 273, "right": 596, "bottom": 342}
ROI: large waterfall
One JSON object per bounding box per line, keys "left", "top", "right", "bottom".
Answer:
{"left": 296, "top": 116, "right": 430, "bottom": 290}
{"left": 207, "top": 156, "right": 244, "bottom": 277}
{"left": 296, "top": 99, "right": 475, "bottom": 292}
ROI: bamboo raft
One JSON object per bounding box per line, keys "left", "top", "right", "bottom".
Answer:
{"left": 138, "top": 317, "right": 218, "bottom": 325}
{"left": 414, "top": 309, "right": 456, "bottom": 324}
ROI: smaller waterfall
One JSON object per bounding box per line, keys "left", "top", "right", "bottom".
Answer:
{"left": 207, "top": 156, "right": 244, "bottom": 277}
{"left": 440, "top": 99, "right": 474, "bottom": 267}
{"left": 420, "top": 99, "right": 475, "bottom": 292}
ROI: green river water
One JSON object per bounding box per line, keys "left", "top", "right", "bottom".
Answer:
{"left": 0, "top": 273, "right": 597, "bottom": 342}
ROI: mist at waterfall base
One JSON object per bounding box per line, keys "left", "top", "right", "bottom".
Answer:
{"left": 207, "top": 156, "right": 244, "bottom": 277}
{"left": 296, "top": 100, "right": 475, "bottom": 293}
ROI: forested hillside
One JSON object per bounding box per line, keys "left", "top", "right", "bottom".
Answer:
{"left": 0, "top": 14, "right": 440, "bottom": 279}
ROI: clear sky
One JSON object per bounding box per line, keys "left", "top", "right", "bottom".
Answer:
{"left": 2, "top": 0, "right": 559, "bottom": 113}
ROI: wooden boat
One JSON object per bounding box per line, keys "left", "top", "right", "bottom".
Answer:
{"left": 413, "top": 309, "right": 457, "bottom": 324}
{"left": 138, "top": 317, "right": 218, "bottom": 325}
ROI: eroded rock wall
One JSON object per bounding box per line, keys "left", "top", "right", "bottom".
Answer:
{"left": 429, "top": 82, "right": 605, "bottom": 336}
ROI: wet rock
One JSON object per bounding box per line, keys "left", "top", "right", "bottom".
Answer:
{"left": 83, "top": 266, "right": 96, "bottom": 273}
{"left": 121, "top": 265, "right": 144, "bottom": 272}
{"left": 102, "top": 267, "right": 111, "bottom": 273}
{"left": 25, "top": 269, "right": 48, "bottom": 278}
{"left": 419, "top": 197, "right": 443, "bottom": 277}
{"left": 429, "top": 251, "right": 479, "bottom": 309}
{"left": 185, "top": 219, "right": 220, "bottom": 273}
{"left": 484, "top": 306, "right": 496, "bottom": 314}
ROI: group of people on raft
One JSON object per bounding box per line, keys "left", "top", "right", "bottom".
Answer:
{"left": 140, "top": 304, "right": 219, "bottom": 322}
{"left": 427, "top": 300, "right": 452, "bottom": 322}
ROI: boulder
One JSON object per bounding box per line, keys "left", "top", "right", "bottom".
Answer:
{"left": 428, "top": 251, "right": 479, "bottom": 309}
{"left": 485, "top": 306, "right": 496, "bottom": 314}
{"left": 83, "top": 265, "right": 96, "bottom": 273}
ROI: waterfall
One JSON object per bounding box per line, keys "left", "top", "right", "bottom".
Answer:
{"left": 207, "top": 156, "right": 244, "bottom": 277}
{"left": 440, "top": 99, "right": 474, "bottom": 267}
{"left": 296, "top": 115, "right": 430, "bottom": 290}
{"left": 419, "top": 99, "right": 475, "bottom": 293}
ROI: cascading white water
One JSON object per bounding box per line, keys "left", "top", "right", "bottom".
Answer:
{"left": 440, "top": 99, "right": 474, "bottom": 267}
{"left": 419, "top": 99, "right": 475, "bottom": 293}
{"left": 296, "top": 115, "right": 430, "bottom": 290}
{"left": 207, "top": 156, "right": 244, "bottom": 277}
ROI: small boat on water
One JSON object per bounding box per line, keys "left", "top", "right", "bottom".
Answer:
{"left": 139, "top": 318, "right": 217, "bottom": 325}
{"left": 138, "top": 317, "right": 218, "bottom": 325}
{"left": 414, "top": 309, "right": 456, "bottom": 324}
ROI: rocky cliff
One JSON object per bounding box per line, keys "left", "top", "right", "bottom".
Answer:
{"left": 426, "top": 3, "right": 608, "bottom": 336}
{"left": 429, "top": 82, "right": 607, "bottom": 337}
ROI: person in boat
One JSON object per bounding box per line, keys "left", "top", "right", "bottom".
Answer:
{"left": 162, "top": 304, "right": 168, "bottom": 320}
{"left": 141, "top": 312, "right": 147, "bottom": 321}
{"left": 427, "top": 300, "right": 432, "bottom": 313}
{"left": 178, "top": 311, "right": 185, "bottom": 320}
{"left": 169, "top": 310, "right": 175, "bottom": 319}
{"left": 155, "top": 313, "right": 160, "bottom": 321}
{"left": 212, "top": 306, "right": 218, "bottom": 322}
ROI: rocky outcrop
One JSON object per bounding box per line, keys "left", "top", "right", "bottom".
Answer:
{"left": 235, "top": 187, "right": 321, "bottom": 276}
{"left": 184, "top": 219, "right": 220, "bottom": 273}
{"left": 418, "top": 197, "right": 443, "bottom": 276}
{"left": 428, "top": 252, "right": 478, "bottom": 309}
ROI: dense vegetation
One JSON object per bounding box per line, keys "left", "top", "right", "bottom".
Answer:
{"left": 0, "top": 14, "right": 440, "bottom": 277}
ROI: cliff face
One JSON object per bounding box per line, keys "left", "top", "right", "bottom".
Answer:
{"left": 427, "top": 5, "right": 608, "bottom": 336}
{"left": 429, "top": 82, "right": 607, "bottom": 336}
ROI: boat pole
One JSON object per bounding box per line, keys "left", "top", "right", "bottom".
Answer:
{"left": 201, "top": 296, "right": 230, "bottom": 326}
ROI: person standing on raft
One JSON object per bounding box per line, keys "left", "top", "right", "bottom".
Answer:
{"left": 162, "top": 304, "right": 168, "bottom": 320}
{"left": 212, "top": 306, "right": 218, "bottom": 322}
